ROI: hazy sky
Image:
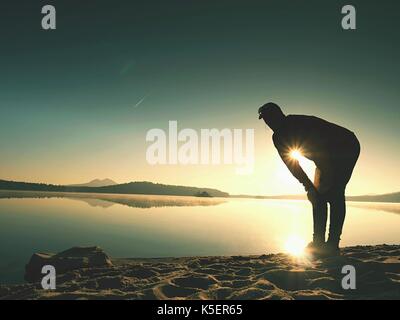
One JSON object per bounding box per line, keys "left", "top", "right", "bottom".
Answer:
{"left": 0, "top": 0, "right": 399, "bottom": 196}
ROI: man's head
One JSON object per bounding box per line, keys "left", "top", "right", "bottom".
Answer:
{"left": 258, "top": 102, "right": 286, "bottom": 131}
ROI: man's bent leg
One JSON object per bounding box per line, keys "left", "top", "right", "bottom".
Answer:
{"left": 327, "top": 190, "right": 346, "bottom": 248}
{"left": 324, "top": 136, "right": 359, "bottom": 254}
{"left": 312, "top": 197, "right": 328, "bottom": 244}
{"left": 313, "top": 167, "right": 328, "bottom": 244}
{"left": 327, "top": 140, "right": 359, "bottom": 248}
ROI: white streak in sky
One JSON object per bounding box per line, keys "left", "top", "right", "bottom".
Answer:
{"left": 133, "top": 96, "right": 147, "bottom": 108}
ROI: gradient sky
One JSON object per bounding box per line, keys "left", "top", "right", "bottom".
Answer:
{"left": 0, "top": 0, "right": 399, "bottom": 196}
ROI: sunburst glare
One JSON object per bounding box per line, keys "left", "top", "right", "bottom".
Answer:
{"left": 290, "top": 149, "right": 302, "bottom": 161}
{"left": 284, "top": 235, "right": 307, "bottom": 257}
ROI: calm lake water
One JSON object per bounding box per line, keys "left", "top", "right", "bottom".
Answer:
{"left": 0, "top": 191, "right": 399, "bottom": 284}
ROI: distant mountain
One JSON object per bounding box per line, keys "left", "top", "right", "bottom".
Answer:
{"left": 232, "top": 192, "right": 400, "bottom": 203}
{"left": 347, "top": 192, "right": 400, "bottom": 203}
{"left": 0, "top": 178, "right": 398, "bottom": 203}
{"left": 68, "top": 179, "right": 117, "bottom": 187}
{"left": 0, "top": 179, "right": 229, "bottom": 198}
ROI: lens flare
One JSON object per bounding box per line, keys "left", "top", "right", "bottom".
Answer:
{"left": 290, "top": 149, "right": 302, "bottom": 161}
{"left": 284, "top": 235, "right": 307, "bottom": 256}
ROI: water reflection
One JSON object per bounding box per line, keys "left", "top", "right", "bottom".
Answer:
{"left": 347, "top": 201, "right": 400, "bottom": 215}
{"left": 0, "top": 195, "right": 399, "bottom": 284}
{"left": 0, "top": 190, "right": 226, "bottom": 209}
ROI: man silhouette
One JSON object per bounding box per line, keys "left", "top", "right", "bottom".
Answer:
{"left": 258, "top": 102, "right": 360, "bottom": 256}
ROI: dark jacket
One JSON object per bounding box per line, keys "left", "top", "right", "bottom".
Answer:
{"left": 272, "top": 115, "right": 359, "bottom": 190}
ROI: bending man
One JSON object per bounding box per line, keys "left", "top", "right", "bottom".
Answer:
{"left": 258, "top": 102, "right": 360, "bottom": 256}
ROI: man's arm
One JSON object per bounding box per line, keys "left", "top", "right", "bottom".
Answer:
{"left": 273, "top": 135, "right": 315, "bottom": 191}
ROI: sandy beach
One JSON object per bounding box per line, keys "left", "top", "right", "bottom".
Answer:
{"left": 1, "top": 244, "right": 399, "bottom": 300}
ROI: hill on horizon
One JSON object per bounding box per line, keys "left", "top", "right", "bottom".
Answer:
{"left": 67, "top": 178, "right": 117, "bottom": 187}
{"left": 0, "top": 178, "right": 398, "bottom": 203}
{"left": 347, "top": 192, "right": 400, "bottom": 203}
{"left": 0, "top": 179, "right": 229, "bottom": 198}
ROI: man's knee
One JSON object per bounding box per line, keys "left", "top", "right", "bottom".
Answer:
{"left": 313, "top": 194, "right": 327, "bottom": 208}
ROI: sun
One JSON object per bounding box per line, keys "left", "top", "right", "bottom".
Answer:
{"left": 290, "top": 149, "right": 302, "bottom": 161}
{"left": 284, "top": 235, "right": 307, "bottom": 257}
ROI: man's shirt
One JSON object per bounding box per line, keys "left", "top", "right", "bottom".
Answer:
{"left": 272, "top": 115, "right": 357, "bottom": 189}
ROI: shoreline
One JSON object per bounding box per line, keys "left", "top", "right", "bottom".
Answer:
{"left": 1, "top": 189, "right": 400, "bottom": 204}
{"left": 1, "top": 244, "right": 399, "bottom": 300}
